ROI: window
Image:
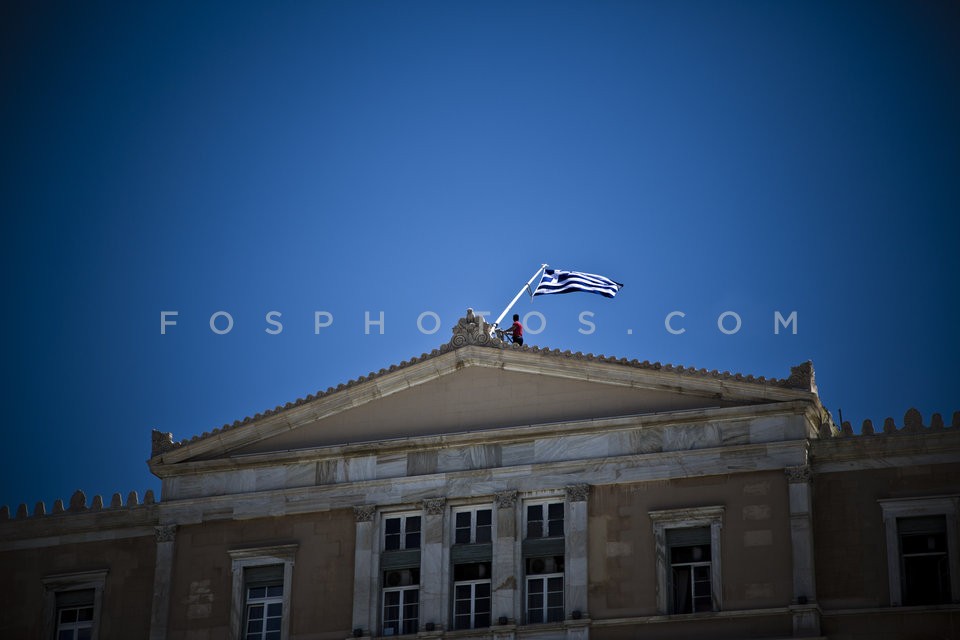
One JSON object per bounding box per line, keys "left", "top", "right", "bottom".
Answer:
{"left": 454, "top": 508, "right": 492, "bottom": 544}
{"left": 243, "top": 566, "right": 284, "bottom": 640}
{"left": 453, "top": 562, "right": 491, "bottom": 630}
{"left": 384, "top": 514, "right": 421, "bottom": 551}
{"left": 899, "top": 516, "right": 950, "bottom": 605}
{"left": 382, "top": 568, "right": 419, "bottom": 636}
{"left": 228, "top": 544, "right": 296, "bottom": 640}
{"left": 525, "top": 556, "right": 564, "bottom": 624}
{"left": 667, "top": 528, "right": 713, "bottom": 614}
{"left": 879, "top": 496, "right": 959, "bottom": 607}
{"left": 649, "top": 506, "right": 724, "bottom": 615}
{"left": 55, "top": 590, "right": 94, "bottom": 640}
{"left": 526, "top": 502, "right": 564, "bottom": 539}
{"left": 41, "top": 570, "right": 107, "bottom": 640}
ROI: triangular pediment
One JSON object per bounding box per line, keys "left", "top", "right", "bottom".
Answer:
{"left": 227, "top": 365, "right": 738, "bottom": 457}
{"left": 151, "top": 324, "right": 817, "bottom": 467}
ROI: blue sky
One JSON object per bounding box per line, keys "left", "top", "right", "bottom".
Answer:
{"left": 1, "top": 1, "right": 957, "bottom": 511}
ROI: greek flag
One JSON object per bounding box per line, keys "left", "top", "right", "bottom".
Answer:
{"left": 533, "top": 269, "right": 624, "bottom": 298}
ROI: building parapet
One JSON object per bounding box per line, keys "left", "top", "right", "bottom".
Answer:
{"left": 822, "top": 408, "right": 960, "bottom": 438}
{"left": 0, "top": 488, "right": 158, "bottom": 524}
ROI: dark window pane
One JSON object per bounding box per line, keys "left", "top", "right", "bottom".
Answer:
{"left": 529, "top": 609, "right": 543, "bottom": 624}
{"left": 77, "top": 607, "right": 94, "bottom": 622}
{"left": 266, "top": 617, "right": 281, "bottom": 631}
{"left": 406, "top": 531, "right": 421, "bottom": 549}
{"left": 456, "top": 512, "right": 471, "bottom": 527}
{"left": 385, "top": 518, "right": 401, "bottom": 534}
{"left": 249, "top": 586, "right": 266, "bottom": 599}
{"left": 477, "top": 509, "right": 492, "bottom": 526}
{"left": 266, "top": 603, "right": 282, "bottom": 617}
{"left": 265, "top": 632, "right": 280, "bottom": 640}
{"left": 58, "top": 632, "right": 72, "bottom": 640}
{"left": 548, "top": 503, "right": 564, "bottom": 537}
{"left": 77, "top": 630, "right": 92, "bottom": 640}
{"left": 266, "top": 585, "right": 283, "bottom": 598}
{"left": 247, "top": 619, "right": 263, "bottom": 633}
{"left": 475, "top": 612, "right": 491, "bottom": 628}
{"left": 384, "top": 591, "right": 400, "bottom": 607}
{"left": 60, "top": 609, "right": 77, "bottom": 624}
{"left": 248, "top": 605, "right": 264, "bottom": 619}
{"left": 407, "top": 517, "right": 421, "bottom": 533}
{"left": 903, "top": 554, "right": 951, "bottom": 605}
{"left": 476, "top": 583, "right": 491, "bottom": 599}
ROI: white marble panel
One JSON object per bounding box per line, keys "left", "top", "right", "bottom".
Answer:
{"left": 501, "top": 442, "right": 534, "bottom": 467}
{"left": 534, "top": 434, "right": 611, "bottom": 464}
{"left": 719, "top": 421, "right": 751, "bottom": 446}
{"left": 376, "top": 453, "right": 407, "bottom": 480}
{"left": 344, "top": 456, "right": 376, "bottom": 482}
{"left": 283, "top": 462, "right": 316, "bottom": 489}
{"left": 621, "top": 428, "right": 663, "bottom": 454}
{"left": 748, "top": 416, "right": 787, "bottom": 443}
{"left": 662, "top": 423, "right": 721, "bottom": 451}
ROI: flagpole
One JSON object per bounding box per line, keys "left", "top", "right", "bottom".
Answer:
{"left": 492, "top": 264, "right": 548, "bottom": 328}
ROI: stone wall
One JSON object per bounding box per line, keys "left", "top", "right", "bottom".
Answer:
{"left": 587, "top": 470, "right": 793, "bottom": 619}
{"left": 166, "top": 509, "right": 355, "bottom": 640}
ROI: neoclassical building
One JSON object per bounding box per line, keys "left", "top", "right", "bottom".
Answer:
{"left": 1, "top": 311, "right": 958, "bottom": 640}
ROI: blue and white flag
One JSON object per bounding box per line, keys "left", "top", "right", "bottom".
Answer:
{"left": 533, "top": 269, "right": 624, "bottom": 298}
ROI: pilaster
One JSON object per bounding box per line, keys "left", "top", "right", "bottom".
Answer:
{"left": 784, "top": 465, "right": 820, "bottom": 637}
{"left": 351, "top": 506, "right": 376, "bottom": 636}
{"left": 564, "top": 484, "right": 589, "bottom": 629}
{"left": 420, "top": 497, "right": 446, "bottom": 630}
{"left": 493, "top": 490, "right": 519, "bottom": 625}
{"left": 150, "top": 524, "right": 177, "bottom": 640}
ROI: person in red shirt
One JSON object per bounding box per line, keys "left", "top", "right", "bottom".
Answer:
{"left": 506, "top": 313, "right": 523, "bottom": 346}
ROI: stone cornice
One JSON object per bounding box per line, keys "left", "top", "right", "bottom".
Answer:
{"left": 149, "top": 400, "right": 819, "bottom": 479}
{"left": 150, "top": 312, "right": 821, "bottom": 465}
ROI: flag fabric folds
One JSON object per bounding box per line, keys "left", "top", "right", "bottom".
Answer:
{"left": 533, "top": 269, "right": 624, "bottom": 298}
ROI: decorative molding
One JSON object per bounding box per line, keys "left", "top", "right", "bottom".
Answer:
{"left": 784, "top": 465, "right": 812, "bottom": 484}
{"left": 422, "top": 497, "right": 446, "bottom": 516}
{"left": 354, "top": 505, "right": 376, "bottom": 522}
{"left": 154, "top": 524, "right": 177, "bottom": 543}
{"left": 449, "top": 309, "right": 497, "bottom": 348}
{"left": 787, "top": 361, "right": 816, "bottom": 392}
{"left": 152, "top": 429, "right": 176, "bottom": 457}
{"left": 495, "top": 490, "right": 518, "bottom": 509}
{"left": 565, "top": 484, "right": 590, "bottom": 502}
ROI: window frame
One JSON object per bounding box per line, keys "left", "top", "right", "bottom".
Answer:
{"left": 228, "top": 544, "right": 297, "bottom": 640}
{"left": 879, "top": 495, "right": 960, "bottom": 606}
{"left": 649, "top": 506, "right": 724, "bottom": 615}
{"left": 382, "top": 512, "right": 423, "bottom": 551}
{"left": 523, "top": 499, "right": 565, "bottom": 540}
{"left": 525, "top": 571, "right": 565, "bottom": 625}
{"left": 452, "top": 577, "right": 492, "bottom": 630}
{"left": 41, "top": 569, "right": 108, "bottom": 640}
{"left": 452, "top": 505, "right": 493, "bottom": 545}
{"left": 381, "top": 579, "right": 419, "bottom": 636}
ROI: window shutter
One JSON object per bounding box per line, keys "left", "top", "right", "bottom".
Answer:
{"left": 381, "top": 549, "right": 422, "bottom": 570}
{"left": 522, "top": 537, "right": 565, "bottom": 557}
{"left": 245, "top": 564, "right": 284, "bottom": 587}
{"left": 56, "top": 588, "right": 95, "bottom": 608}
{"left": 666, "top": 526, "right": 710, "bottom": 547}
{"left": 451, "top": 543, "right": 492, "bottom": 564}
